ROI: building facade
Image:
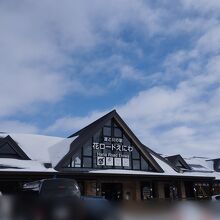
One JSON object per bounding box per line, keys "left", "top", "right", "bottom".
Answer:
{"left": 0, "top": 110, "right": 219, "bottom": 201}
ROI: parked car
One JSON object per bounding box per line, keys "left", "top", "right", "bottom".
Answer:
{"left": 81, "top": 196, "right": 119, "bottom": 220}
{"left": 22, "top": 178, "right": 81, "bottom": 198}
{"left": 19, "top": 178, "right": 83, "bottom": 220}
{"left": 211, "top": 194, "right": 220, "bottom": 201}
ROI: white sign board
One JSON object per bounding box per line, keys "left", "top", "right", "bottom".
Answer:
{"left": 106, "top": 157, "right": 114, "bottom": 166}
{"left": 97, "top": 157, "right": 105, "bottom": 166}
{"left": 122, "top": 158, "right": 130, "bottom": 167}
{"left": 114, "top": 158, "right": 122, "bottom": 166}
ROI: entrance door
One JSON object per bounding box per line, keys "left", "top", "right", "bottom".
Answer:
{"left": 101, "top": 183, "right": 123, "bottom": 201}
{"left": 141, "top": 182, "right": 154, "bottom": 200}
{"left": 164, "top": 184, "right": 178, "bottom": 200}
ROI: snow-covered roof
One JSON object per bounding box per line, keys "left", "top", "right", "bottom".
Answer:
{"left": 0, "top": 158, "right": 56, "bottom": 172}
{"left": 0, "top": 132, "right": 73, "bottom": 171}
{"left": 49, "top": 136, "right": 78, "bottom": 167}
{"left": 89, "top": 169, "right": 215, "bottom": 178}
{"left": 213, "top": 172, "right": 220, "bottom": 181}
{"left": 0, "top": 133, "right": 79, "bottom": 171}
{"left": 151, "top": 154, "right": 215, "bottom": 178}
{"left": 184, "top": 157, "right": 214, "bottom": 172}
{"left": 151, "top": 154, "right": 177, "bottom": 175}
{"left": 0, "top": 132, "right": 218, "bottom": 179}
{"left": 0, "top": 133, "right": 64, "bottom": 163}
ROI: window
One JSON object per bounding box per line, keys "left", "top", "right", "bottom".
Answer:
{"left": 83, "top": 157, "right": 92, "bottom": 168}
{"left": 103, "top": 127, "right": 111, "bottom": 136}
{"left": 141, "top": 157, "right": 149, "bottom": 171}
{"left": 83, "top": 140, "right": 92, "bottom": 156}
{"left": 123, "top": 135, "right": 131, "bottom": 146}
{"left": 93, "top": 130, "right": 102, "bottom": 142}
{"left": 114, "top": 128, "right": 122, "bottom": 137}
{"left": 133, "top": 160, "right": 140, "bottom": 170}
{"left": 132, "top": 148, "right": 140, "bottom": 159}
{"left": 71, "top": 150, "right": 81, "bottom": 168}
{"left": 74, "top": 157, "right": 81, "bottom": 167}
{"left": 64, "top": 119, "right": 156, "bottom": 172}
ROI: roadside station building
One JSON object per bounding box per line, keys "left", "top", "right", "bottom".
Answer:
{"left": 0, "top": 110, "right": 219, "bottom": 201}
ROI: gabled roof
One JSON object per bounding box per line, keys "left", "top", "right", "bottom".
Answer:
{"left": 205, "top": 158, "right": 220, "bottom": 172}
{"left": 0, "top": 135, "right": 30, "bottom": 160}
{"left": 0, "top": 133, "right": 64, "bottom": 163}
{"left": 165, "top": 154, "right": 191, "bottom": 171}
{"left": 56, "top": 110, "right": 164, "bottom": 172}
{"left": 184, "top": 157, "right": 214, "bottom": 173}
{"left": 143, "top": 147, "right": 181, "bottom": 173}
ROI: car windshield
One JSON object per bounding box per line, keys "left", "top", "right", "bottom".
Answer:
{"left": 215, "top": 196, "right": 220, "bottom": 201}
{"left": 40, "top": 179, "right": 80, "bottom": 198}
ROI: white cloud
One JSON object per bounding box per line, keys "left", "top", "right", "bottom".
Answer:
{"left": 181, "top": 0, "right": 220, "bottom": 14}
{"left": 46, "top": 52, "right": 220, "bottom": 158}
{"left": 46, "top": 110, "right": 109, "bottom": 135}
{"left": 0, "top": 120, "right": 38, "bottom": 134}
{"left": 197, "top": 26, "right": 220, "bottom": 54}
{"left": 2, "top": 0, "right": 220, "bottom": 158}
{"left": 120, "top": 65, "right": 147, "bottom": 81}
{"left": 42, "top": 0, "right": 220, "bottom": 158}
{"left": 2, "top": 0, "right": 213, "bottom": 119}
{"left": 0, "top": 0, "right": 167, "bottom": 117}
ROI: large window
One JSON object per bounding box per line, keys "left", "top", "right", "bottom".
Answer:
{"left": 64, "top": 119, "right": 155, "bottom": 172}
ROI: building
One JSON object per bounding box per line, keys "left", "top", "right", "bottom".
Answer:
{"left": 0, "top": 110, "right": 219, "bottom": 201}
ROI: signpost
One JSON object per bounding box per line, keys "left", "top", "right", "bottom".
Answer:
{"left": 94, "top": 137, "right": 133, "bottom": 167}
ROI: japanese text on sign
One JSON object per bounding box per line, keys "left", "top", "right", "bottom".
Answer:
{"left": 93, "top": 142, "right": 133, "bottom": 152}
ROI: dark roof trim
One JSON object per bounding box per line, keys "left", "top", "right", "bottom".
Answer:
{"left": 56, "top": 110, "right": 164, "bottom": 173}
{"left": 165, "top": 154, "right": 192, "bottom": 171}
{"left": 206, "top": 158, "right": 220, "bottom": 161}
{"left": 142, "top": 146, "right": 181, "bottom": 172}
{"left": 0, "top": 135, "right": 30, "bottom": 160}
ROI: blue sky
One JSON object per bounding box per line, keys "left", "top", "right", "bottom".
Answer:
{"left": 1, "top": 0, "right": 220, "bottom": 158}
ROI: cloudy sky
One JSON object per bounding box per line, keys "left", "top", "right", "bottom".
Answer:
{"left": 1, "top": 0, "right": 220, "bottom": 158}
